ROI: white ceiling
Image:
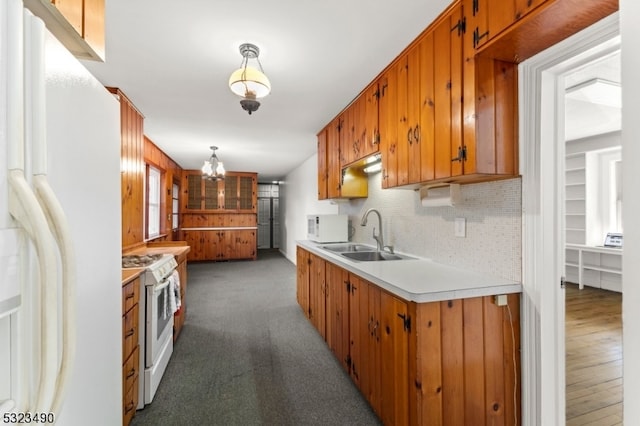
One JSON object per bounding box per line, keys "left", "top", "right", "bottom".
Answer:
{"left": 564, "top": 50, "right": 621, "bottom": 141}
{"left": 82, "top": 0, "right": 451, "bottom": 182}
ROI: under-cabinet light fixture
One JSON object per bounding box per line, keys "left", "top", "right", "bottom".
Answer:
{"left": 363, "top": 154, "right": 382, "bottom": 173}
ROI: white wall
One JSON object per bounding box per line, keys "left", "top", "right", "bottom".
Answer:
{"left": 620, "top": 0, "right": 640, "bottom": 420}
{"left": 279, "top": 153, "right": 338, "bottom": 263}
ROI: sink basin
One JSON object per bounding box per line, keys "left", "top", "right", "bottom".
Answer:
{"left": 340, "top": 251, "right": 412, "bottom": 262}
{"left": 321, "top": 243, "right": 375, "bottom": 253}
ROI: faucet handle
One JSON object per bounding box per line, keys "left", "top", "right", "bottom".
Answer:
{"left": 383, "top": 245, "right": 394, "bottom": 254}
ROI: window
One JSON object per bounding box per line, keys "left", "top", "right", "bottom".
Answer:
{"left": 147, "top": 166, "right": 161, "bottom": 239}
{"left": 172, "top": 181, "right": 179, "bottom": 230}
{"left": 585, "top": 146, "right": 622, "bottom": 245}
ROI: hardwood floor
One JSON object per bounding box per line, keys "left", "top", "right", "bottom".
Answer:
{"left": 565, "top": 283, "right": 622, "bottom": 425}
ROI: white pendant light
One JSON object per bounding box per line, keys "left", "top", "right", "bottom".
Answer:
{"left": 228, "top": 43, "right": 271, "bottom": 114}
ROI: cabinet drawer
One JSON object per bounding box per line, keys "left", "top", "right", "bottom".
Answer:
{"left": 122, "top": 277, "right": 140, "bottom": 314}
{"left": 122, "top": 375, "right": 139, "bottom": 426}
{"left": 122, "top": 344, "right": 139, "bottom": 392}
{"left": 122, "top": 304, "right": 139, "bottom": 361}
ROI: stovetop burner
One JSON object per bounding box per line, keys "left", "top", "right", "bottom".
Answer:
{"left": 122, "top": 254, "right": 164, "bottom": 269}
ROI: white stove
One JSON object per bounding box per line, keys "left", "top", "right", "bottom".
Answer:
{"left": 137, "top": 253, "right": 178, "bottom": 409}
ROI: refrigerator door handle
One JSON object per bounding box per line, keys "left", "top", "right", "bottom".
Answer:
{"left": 7, "top": 170, "right": 59, "bottom": 413}
{"left": 26, "top": 14, "right": 77, "bottom": 415}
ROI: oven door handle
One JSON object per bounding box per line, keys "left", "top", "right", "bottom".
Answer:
{"left": 153, "top": 278, "right": 172, "bottom": 294}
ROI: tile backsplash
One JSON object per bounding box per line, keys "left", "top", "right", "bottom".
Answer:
{"left": 339, "top": 174, "right": 522, "bottom": 282}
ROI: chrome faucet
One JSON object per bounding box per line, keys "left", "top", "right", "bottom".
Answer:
{"left": 360, "top": 208, "right": 393, "bottom": 253}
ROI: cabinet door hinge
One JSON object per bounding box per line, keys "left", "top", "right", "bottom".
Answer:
{"left": 397, "top": 313, "right": 411, "bottom": 333}
{"left": 473, "top": 27, "right": 490, "bottom": 48}
{"left": 561, "top": 276, "right": 566, "bottom": 289}
{"left": 451, "top": 145, "right": 467, "bottom": 162}
{"left": 451, "top": 16, "right": 466, "bottom": 36}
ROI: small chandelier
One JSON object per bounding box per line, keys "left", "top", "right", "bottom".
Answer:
{"left": 228, "top": 43, "right": 271, "bottom": 115}
{"left": 201, "top": 146, "right": 225, "bottom": 181}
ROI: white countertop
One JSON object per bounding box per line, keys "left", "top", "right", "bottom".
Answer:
{"left": 298, "top": 240, "right": 522, "bottom": 303}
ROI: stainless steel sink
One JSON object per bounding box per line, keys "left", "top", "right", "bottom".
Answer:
{"left": 340, "top": 251, "right": 412, "bottom": 262}
{"left": 320, "top": 243, "right": 375, "bottom": 253}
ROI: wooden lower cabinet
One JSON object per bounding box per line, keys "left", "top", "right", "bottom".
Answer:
{"left": 182, "top": 228, "right": 256, "bottom": 261}
{"left": 122, "top": 276, "right": 140, "bottom": 426}
{"left": 297, "top": 247, "right": 521, "bottom": 425}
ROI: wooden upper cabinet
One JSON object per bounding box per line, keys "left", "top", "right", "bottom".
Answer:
{"left": 317, "top": 129, "right": 328, "bottom": 200}
{"left": 319, "top": 0, "right": 618, "bottom": 190}
{"left": 339, "top": 84, "right": 380, "bottom": 168}
{"left": 317, "top": 114, "right": 368, "bottom": 200}
{"left": 379, "top": 66, "right": 398, "bottom": 189}
{"left": 182, "top": 171, "right": 257, "bottom": 213}
{"left": 25, "top": 0, "right": 105, "bottom": 61}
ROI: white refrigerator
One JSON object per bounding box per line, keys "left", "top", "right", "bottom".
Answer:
{"left": 1, "top": 0, "right": 122, "bottom": 424}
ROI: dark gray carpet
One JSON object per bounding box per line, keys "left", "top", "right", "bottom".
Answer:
{"left": 131, "top": 250, "right": 381, "bottom": 426}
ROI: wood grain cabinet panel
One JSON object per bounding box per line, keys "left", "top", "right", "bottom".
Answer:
{"left": 379, "top": 65, "right": 399, "bottom": 189}
{"left": 52, "top": 0, "right": 83, "bottom": 34}
{"left": 296, "top": 247, "right": 310, "bottom": 318}
{"left": 317, "top": 129, "right": 328, "bottom": 200}
{"left": 325, "top": 262, "right": 350, "bottom": 371}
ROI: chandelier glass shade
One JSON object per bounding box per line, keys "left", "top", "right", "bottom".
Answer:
{"left": 202, "top": 146, "right": 225, "bottom": 181}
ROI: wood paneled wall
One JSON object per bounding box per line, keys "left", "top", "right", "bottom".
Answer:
{"left": 111, "top": 87, "right": 184, "bottom": 250}
{"left": 110, "top": 87, "right": 145, "bottom": 251}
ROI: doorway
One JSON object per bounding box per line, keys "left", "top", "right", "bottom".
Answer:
{"left": 562, "top": 50, "right": 622, "bottom": 424}
{"left": 519, "top": 13, "right": 620, "bottom": 426}
{"left": 257, "top": 183, "right": 280, "bottom": 249}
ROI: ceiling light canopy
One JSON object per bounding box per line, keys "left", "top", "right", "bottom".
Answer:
{"left": 228, "top": 43, "right": 271, "bottom": 115}
{"left": 202, "top": 146, "right": 225, "bottom": 181}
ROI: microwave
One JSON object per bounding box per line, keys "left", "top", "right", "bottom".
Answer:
{"left": 307, "top": 214, "right": 349, "bottom": 243}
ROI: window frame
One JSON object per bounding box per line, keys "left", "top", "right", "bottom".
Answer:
{"left": 146, "top": 165, "right": 162, "bottom": 240}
